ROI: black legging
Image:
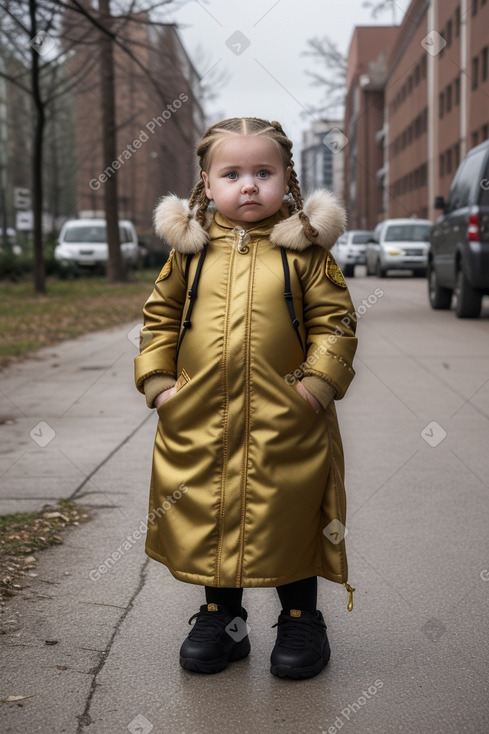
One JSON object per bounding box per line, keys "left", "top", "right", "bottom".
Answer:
{"left": 205, "top": 576, "right": 317, "bottom": 616}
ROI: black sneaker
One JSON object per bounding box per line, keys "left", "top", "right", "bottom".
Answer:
{"left": 270, "top": 608, "right": 331, "bottom": 679}
{"left": 179, "top": 603, "right": 251, "bottom": 674}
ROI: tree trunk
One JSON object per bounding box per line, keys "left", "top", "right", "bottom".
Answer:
{"left": 29, "top": 0, "right": 46, "bottom": 293}
{"left": 98, "top": 0, "right": 124, "bottom": 282}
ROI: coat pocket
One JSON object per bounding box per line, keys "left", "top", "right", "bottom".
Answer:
{"left": 282, "top": 374, "right": 320, "bottom": 417}
{"left": 156, "top": 368, "right": 190, "bottom": 414}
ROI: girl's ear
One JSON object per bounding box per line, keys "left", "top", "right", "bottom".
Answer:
{"left": 201, "top": 172, "right": 213, "bottom": 200}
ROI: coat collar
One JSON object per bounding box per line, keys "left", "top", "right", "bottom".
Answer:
{"left": 152, "top": 189, "right": 346, "bottom": 255}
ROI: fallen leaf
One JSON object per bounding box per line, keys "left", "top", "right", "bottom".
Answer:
{"left": 43, "top": 513, "right": 69, "bottom": 522}
{"left": 4, "top": 695, "right": 27, "bottom": 702}
{"left": 56, "top": 665, "right": 68, "bottom": 671}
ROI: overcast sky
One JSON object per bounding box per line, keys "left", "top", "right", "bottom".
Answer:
{"left": 162, "top": 0, "right": 413, "bottom": 152}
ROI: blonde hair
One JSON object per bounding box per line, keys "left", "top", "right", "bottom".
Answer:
{"left": 188, "top": 117, "right": 319, "bottom": 242}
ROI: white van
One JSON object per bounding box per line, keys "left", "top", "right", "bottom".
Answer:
{"left": 55, "top": 219, "right": 139, "bottom": 270}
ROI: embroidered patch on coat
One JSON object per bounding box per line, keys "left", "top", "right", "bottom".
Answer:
{"left": 325, "top": 254, "right": 347, "bottom": 288}
{"left": 155, "top": 249, "right": 174, "bottom": 283}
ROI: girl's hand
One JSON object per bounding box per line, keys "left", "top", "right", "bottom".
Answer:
{"left": 295, "top": 381, "right": 321, "bottom": 413}
{"left": 154, "top": 385, "right": 177, "bottom": 409}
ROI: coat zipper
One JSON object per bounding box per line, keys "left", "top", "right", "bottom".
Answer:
{"left": 236, "top": 228, "right": 250, "bottom": 254}
{"left": 343, "top": 582, "right": 355, "bottom": 611}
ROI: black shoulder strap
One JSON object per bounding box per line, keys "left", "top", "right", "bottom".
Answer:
{"left": 280, "top": 247, "right": 305, "bottom": 354}
{"left": 176, "top": 246, "right": 208, "bottom": 359}
{"left": 177, "top": 245, "right": 304, "bottom": 358}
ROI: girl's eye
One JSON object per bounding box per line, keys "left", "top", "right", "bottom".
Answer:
{"left": 226, "top": 172, "right": 238, "bottom": 180}
{"left": 257, "top": 170, "right": 269, "bottom": 179}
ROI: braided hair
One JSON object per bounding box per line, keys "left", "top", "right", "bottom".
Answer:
{"left": 187, "top": 117, "right": 319, "bottom": 242}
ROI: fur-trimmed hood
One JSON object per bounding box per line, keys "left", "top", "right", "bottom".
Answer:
{"left": 153, "top": 189, "right": 346, "bottom": 254}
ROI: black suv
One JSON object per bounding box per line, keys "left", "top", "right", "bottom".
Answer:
{"left": 428, "top": 139, "right": 489, "bottom": 318}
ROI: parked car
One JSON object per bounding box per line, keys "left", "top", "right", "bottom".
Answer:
{"left": 332, "top": 230, "right": 373, "bottom": 277}
{"left": 54, "top": 219, "right": 139, "bottom": 271}
{"left": 366, "top": 218, "right": 432, "bottom": 277}
{"left": 428, "top": 139, "right": 489, "bottom": 318}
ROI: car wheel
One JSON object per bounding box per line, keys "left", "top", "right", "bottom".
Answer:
{"left": 343, "top": 264, "right": 354, "bottom": 277}
{"left": 413, "top": 267, "right": 427, "bottom": 278}
{"left": 428, "top": 265, "right": 452, "bottom": 309}
{"left": 454, "top": 269, "right": 482, "bottom": 318}
{"left": 375, "top": 259, "right": 386, "bottom": 278}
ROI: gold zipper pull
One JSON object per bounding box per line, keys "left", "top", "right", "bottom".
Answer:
{"left": 236, "top": 228, "right": 249, "bottom": 254}
{"left": 343, "top": 582, "right": 355, "bottom": 611}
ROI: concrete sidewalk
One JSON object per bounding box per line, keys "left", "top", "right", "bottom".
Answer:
{"left": 1, "top": 277, "right": 489, "bottom": 733}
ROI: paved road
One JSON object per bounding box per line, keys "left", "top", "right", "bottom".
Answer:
{"left": 1, "top": 272, "right": 489, "bottom": 733}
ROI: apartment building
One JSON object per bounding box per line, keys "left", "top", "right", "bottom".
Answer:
{"left": 344, "top": 0, "right": 489, "bottom": 226}
{"left": 343, "top": 26, "right": 398, "bottom": 228}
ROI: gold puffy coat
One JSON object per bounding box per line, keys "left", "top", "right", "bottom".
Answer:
{"left": 135, "top": 190, "right": 357, "bottom": 602}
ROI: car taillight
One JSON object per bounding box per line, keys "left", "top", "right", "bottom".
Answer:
{"left": 468, "top": 214, "right": 480, "bottom": 242}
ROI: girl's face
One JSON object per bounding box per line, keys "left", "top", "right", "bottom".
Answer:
{"left": 201, "top": 135, "right": 291, "bottom": 228}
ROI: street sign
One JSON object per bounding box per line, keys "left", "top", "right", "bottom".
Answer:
{"left": 16, "top": 210, "right": 33, "bottom": 230}
{"left": 14, "top": 187, "right": 31, "bottom": 209}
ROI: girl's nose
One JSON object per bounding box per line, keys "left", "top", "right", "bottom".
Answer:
{"left": 241, "top": 177, "right": 258, "bottom": 193}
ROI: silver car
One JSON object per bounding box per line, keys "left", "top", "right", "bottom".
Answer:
{"left": 332, "top": 230, "right": 373, "bottom": 277}
{"left": 55, "top": 218, "right": 139, "bottom": 270}
{"left": 366, "top": 218, "right": 432, "bottom": 277}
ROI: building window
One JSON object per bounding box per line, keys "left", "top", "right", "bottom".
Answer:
{"left": 439, "top": 91, "right": 445, "bottom": 118}
{"left": 472, "top": 130, "right": 479, "bottom": 148}
{"left": 446, "top": 84, "right": 452, "bottom": 113}
{"left": 455, "top": 76, "right": 461, "bottom": 105}
{"left": 472, "top": 56, "right": 479, "bottom": 89}
{"left": 482, "top": 46, "right": 488, "bottom": 83}
{"left": 439, "top": 153, "right": 445, "bottom": 178}
{"left": 472, "top": 0, "right": 478, "bottom": 14}
{"left": 421, "top": 54, "right": 427, "bottom": 79}
{"left": 482, "top": 124, "right": 489, "bottom": 141}
{"left": 408, "top": 75, "right": 413, "bottom": 94}
{"left": 420, "top": 163, "right": 427, "bottom": 186}
{"left": 415, "top": 63, "right": 421, "bottom": 85}
{"left": 423, "top": 107, "right": 428, "bottom": 133}
{"left": 446, "top": 19, "right": 453, "bottom": 47}
{"left": 454, "top": 142, "right": 460, "bottom": 169}
{"left": 446, "top": 148, "right": 453, "bottom": 175}
{"left": 455, "top": 6, "right": 461, "bottom": 37}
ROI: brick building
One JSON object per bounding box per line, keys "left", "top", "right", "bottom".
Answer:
{"left": 343, "top": 26, "right": 398, "bottom": 229}
{"left": 344, "top": 0, "right": 489, "bottom": 227}
{"left": 68, "top": 11, "right": 205, "bottom": 243}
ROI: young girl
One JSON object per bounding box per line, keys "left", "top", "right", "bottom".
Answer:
{"left": 134, "top": 117, "right": 357, "bottom": 680}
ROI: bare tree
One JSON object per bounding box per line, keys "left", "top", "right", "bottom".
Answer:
{"left": 303, "top": 36, "right": 348, "bottom": 117}
{"left": 362, "top": 1, "right": 399, "bottom": 24}
{"left": 0, "top": 0, "right": 204, "bottom": 290}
